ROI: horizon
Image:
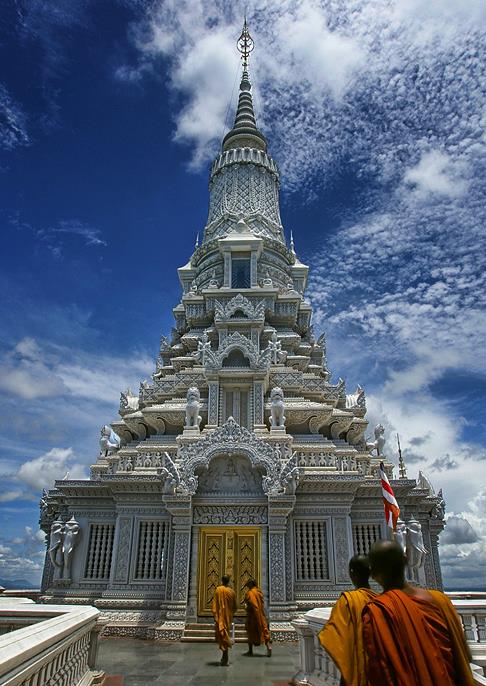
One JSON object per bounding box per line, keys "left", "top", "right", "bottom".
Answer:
{"left": 0, "top": 1, "right": 485, "bottom": 591}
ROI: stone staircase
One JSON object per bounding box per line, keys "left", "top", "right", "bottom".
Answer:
{"left": 181, "top": 621, "right": 248, "bottom": 643}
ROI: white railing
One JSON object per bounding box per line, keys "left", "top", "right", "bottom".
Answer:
{"left": 0, "top": 601, "right": 104, "bottom": 686}
{"left": 292, "top": 598, "right": 486, "bottom": 686}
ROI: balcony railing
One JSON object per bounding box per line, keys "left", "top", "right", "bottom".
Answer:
{"left": 0, "top": 600, "right": 104, "bottom": 686}
{"left": 292, "top": 595, "right": 486, "bottom": 686}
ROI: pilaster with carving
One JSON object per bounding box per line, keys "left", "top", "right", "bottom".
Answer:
{"left": 110, "top": 516, "right": 134, "bottom": 585}
{"left": 267, "top": 494, "right": 296, "bottom": 619}
{"left": 207, "top": 380, "right": 219, "bottom": 427}
{"left": 163, "top": 494, "right": 192, "bottom": 620}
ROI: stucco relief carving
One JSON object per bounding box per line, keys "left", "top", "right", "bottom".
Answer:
{"left": 203, "top": 331, "right": 271, "bottom": 371}
{"left": 113, "top": 518, "right": 133, "bottom": 583}
{"left": 269, "top": 532, "right": 286, "bottom": 602}
{"left": 214, "top": 294, "right": 265, "bottom": 322}
{"left": 193, "top": 505, "right": 267, "bottom": 525}
{"left": 178, "top": 417, "right": 279, "bottom": 495}
{"left": 172, "top": 532, "right": 191, "bottom": 601}
{"left": 196, "top": 455, "right": 264, "bottom": 495}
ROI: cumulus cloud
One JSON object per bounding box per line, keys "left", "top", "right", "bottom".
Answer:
{"left": 442, "top": 516, "right": 479, "bottom": 545}
{"left": 17, "top": 447, "right": 87, "bottom": 490}
{"left": 0, "top": 490, "right": 24, "bottom": 503}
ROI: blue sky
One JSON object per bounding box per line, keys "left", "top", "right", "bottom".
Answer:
{"left": 0, "top": 0, "right": 485, "bottom": 589}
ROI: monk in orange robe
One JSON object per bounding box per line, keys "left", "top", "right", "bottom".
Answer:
{"left": 211, "top": 574, "right": 237, "bottom": 666}
{"left": 319, "top": 554, "right": 377, "bottom": 686}
{"left": 243, "top": 579, "right": 272, "bottom": 657}
{"left": 362, "top": 540, "right": 474, "bottom": 686}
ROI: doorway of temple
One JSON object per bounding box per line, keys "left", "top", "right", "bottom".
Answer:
{"left": 197, "top": 526, "right": 261, "bottom": 616}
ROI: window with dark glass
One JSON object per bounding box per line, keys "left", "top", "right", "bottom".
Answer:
{"left": 231, "top": 256, "right": 251, "bottom": 288}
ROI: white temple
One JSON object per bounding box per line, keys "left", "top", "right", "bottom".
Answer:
{"left": 39, "top": 23, "right": 445, "bottom": 640}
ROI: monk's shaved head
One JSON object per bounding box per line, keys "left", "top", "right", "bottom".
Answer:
{"left": 368, "top": 540, "right": 407, "bottom": 589}
{"left": 349, "top": 555, "right": 371, "bottom": 588}
{"left": 222, "top": 575, "right": 231, "bottom": 586}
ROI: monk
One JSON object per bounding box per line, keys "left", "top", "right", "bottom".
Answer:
{"left": 362, "top": 540, "right": 474, "bottom": 686}
{"left": 318, "top": 554, "right": 377, "bottom": 686}
{"left": 243, "top": 579, "right": 272, "bottom": 657}
{"left": 211, "top": 574, "right": 237, "bottom": 666}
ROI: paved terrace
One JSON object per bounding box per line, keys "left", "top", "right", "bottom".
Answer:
{"left": 97, "top": 638, "right": 300, "bottom": 686}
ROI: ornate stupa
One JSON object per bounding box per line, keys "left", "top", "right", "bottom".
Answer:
{"left": 39, "top": 22, "right": 445, "bottom": 639}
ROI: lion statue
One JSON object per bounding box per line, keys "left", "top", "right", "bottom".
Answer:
{"left": 270, "top": 386, "right": 286, "bottom": 429}
{"left": 185, "top": 386, "right": 202, "bottom": 429}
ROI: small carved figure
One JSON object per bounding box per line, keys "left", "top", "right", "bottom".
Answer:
{"left": 395, "top": 518, "right": 407, "bottom": 554}
{"left": 345, "top": 385, "right": 366, "bottom": 410}
{"left": 39, "top": 489, "right": 49, "bottom": 518}
{"left": 99, "top": 425, "right": 121, "bottom": 456}
{"left": 189, "top": 280, "right": 198, "bottom": 295}
{"left": 406, "top": 516, "right": 427, "bottom": 571}
{"left": 417, "top": 470, "right": 435, "bottom": 495}
{"left": 185, "top": 386, "right": 202, "bottom": 429}
{"left": 152, "top": 357, "right": 164, "bottom": 380}
{"left": 194, "top": 331, "right": 212, "bottom": 365}
{"left": 136, "top": 454, "right": 143, "bottom": 467}
{"left": 140, "top": 379, "right": 150, "bottom": 393}
{"left": 162, "top": 452, "right": 181, "bottom": 494}
{"left": 280, "top": 452, "right": 299, "bottom": 494}
{"left": 368, "top": 424, "right": 386, "bottom": 456}
{"left": 120, "top": 387, "right": 139, "bottom": 411}
{"left": 208, "top": 268, "right": 219, "bottom": 288}
{"left": 262, "top": 269, "right": 273, "bottom": 287}
{"left": 266, "top": 330, "right": 287, "bottom": 365}
{"left": 62, "top": 517, "right": 80, "bottom": 579}
{"left": 270, "top": 387, "right": 286, "bottom": 429}
{"left": 432, "top": 488, "right": 446, "bottom": 519}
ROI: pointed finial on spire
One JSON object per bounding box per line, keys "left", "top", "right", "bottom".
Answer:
{"left": 290, "top": 230, "right": 295, "bottom": 253}
{"left": 397, "top": 433, "right": 407, "bottom": 479}
{"left": 194, "top": 232, "right": 199, "bottom": 249}
{"left": 237, "top": 18, "right": 254, "bottom": 70}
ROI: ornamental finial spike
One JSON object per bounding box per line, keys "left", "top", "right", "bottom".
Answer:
{"left": 237, "top": 18, "right": 254, "bottom": 69}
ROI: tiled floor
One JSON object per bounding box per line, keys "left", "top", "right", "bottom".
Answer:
{"left": 97, "top": 638, "right": 299, "bottom": 686}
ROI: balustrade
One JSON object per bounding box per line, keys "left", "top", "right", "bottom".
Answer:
{"left": 0, "top": 601, "right": 103, "bottom": 686}
{"left": 292, "top": 596, "right": 486, "bottom": 686}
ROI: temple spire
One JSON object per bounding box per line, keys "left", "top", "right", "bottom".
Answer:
{"left": 222, "top": 20, "right": 267, "bottom": 153}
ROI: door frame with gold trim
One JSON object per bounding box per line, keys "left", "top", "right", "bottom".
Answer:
{"left": 197, "top": 526, "right": 261, "bottom": 616}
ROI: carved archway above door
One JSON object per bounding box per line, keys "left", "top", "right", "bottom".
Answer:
{"left": 178, "top": 417, "right": 279, "bottom": 494}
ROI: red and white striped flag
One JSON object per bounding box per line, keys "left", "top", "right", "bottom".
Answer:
{"left": 380, "top": 461, "right": 400, "bottom": 530}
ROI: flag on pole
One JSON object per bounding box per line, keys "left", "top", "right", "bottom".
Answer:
{"left": 380, "top": 461, "right": 400, "bottom": 530}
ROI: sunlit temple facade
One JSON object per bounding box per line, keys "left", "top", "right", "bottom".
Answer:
{"left": 39, "top": 25, "right": 445, "bottom": 640}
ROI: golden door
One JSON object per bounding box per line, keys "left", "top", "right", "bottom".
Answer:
{"left": 197, "top": 527, "right": 261, "bottom": 616}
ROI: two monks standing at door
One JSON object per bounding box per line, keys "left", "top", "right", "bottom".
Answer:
{"left": 211, "top": 575, "right": 272, "bottom": 666}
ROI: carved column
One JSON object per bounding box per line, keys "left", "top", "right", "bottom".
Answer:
{"left": 163, "top": 494, "right": 192, "bottom": 620}
{"left": 332, "top": 514, "right": 354, "bottom": 584}
{"left": 429, "top": 520, "right": 445, "bottom": 590}
{"left": 267, "top": 494, "right": 296, "bottom": 620}
{"left": 253, "top": 380, "right": 265, "bottom": 432}
{"left": 223, "top": 251, "right": 231, "bottom": 287}
{"left": 207, "top": 380, "right": 219, "bottom": 428}
{"left": 109, "top": 515, "right": 134, "bottom": 586}
{"left": 250, "top": 250, "right": 258, "bottom": 287}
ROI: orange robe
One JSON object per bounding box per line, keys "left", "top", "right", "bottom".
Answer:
{"left": 211, "top": 585, "right": 237, "bottom": 651}
{"left": 245, "top": 586, "right": 271, "bottom": 646}
{"left": 362, "top": 588, "right": 474, "bottom": 686}
{"left": 318, "top": 588, "right": 377, "bottom": 686}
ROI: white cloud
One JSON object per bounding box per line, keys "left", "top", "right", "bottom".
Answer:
{"left": 0, "top": 490, "right": 24, "bottom": 503}
{"left": 17, "top": 447, "right": 87, "bottom": 490}
{"left": 404, "top": 150, "right": 468, "bottom": 198}
{"left": 0, "top": 337, "right": 153, "bottom": 403}
{"left": 0, "top": 83, "right": 29, "bottom": 151}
